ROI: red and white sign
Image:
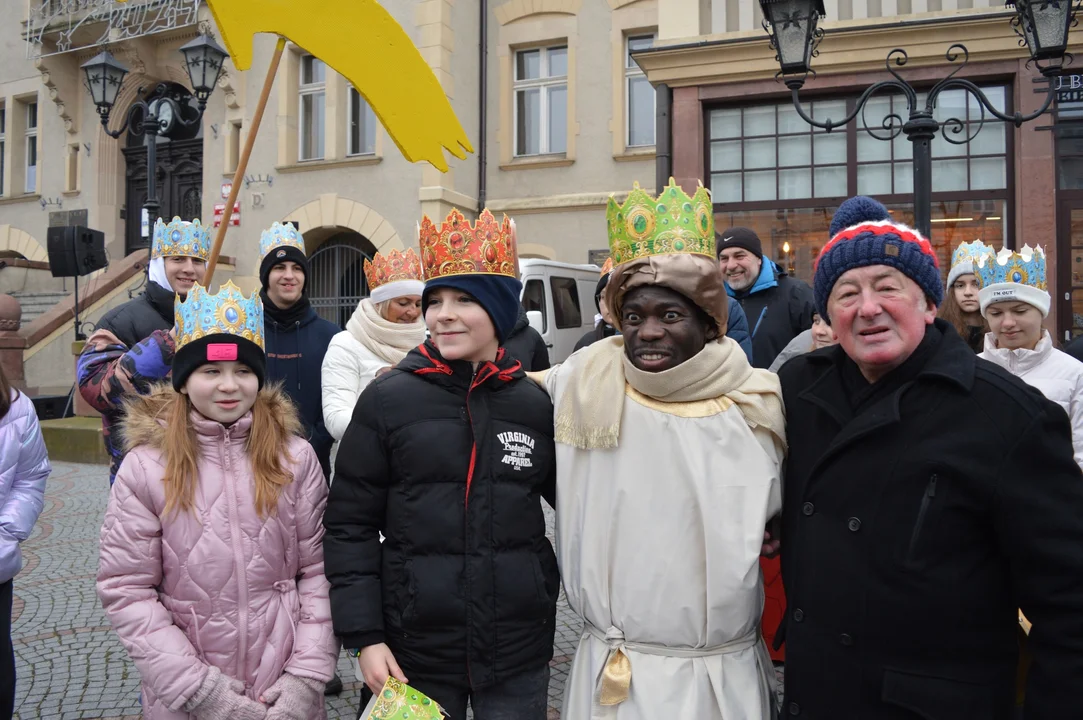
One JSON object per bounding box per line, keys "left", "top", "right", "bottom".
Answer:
{"left": 213, "top": 202, "right": 241, "bottom": 228}
{"left": 221, "top": 182, "right": 233, "bottom": 199}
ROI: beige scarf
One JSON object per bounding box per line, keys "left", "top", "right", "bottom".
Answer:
{"left": 346, "top": 298, "right": 427, "bottom": 366}
{"left": 554, "top": 335, "right": 786, "bottom": 451}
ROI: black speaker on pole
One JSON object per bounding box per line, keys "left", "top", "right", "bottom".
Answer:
{"left": 47, "top": 226, "right": 107, "bottom": 278}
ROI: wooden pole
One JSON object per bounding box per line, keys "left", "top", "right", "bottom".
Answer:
{"left": 204, "top": 37, "right": 288, "bottom": 286}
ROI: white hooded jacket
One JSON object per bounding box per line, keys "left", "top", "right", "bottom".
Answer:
{"left": 980, "top": 330, "right": 1083, "bottom": 469}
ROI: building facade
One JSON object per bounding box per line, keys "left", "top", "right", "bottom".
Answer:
{"left": 0, "top": 0, "right": 660, "bottom": 385}
{"left": 637, "top": 0, "right": 1083, "bottom": 341}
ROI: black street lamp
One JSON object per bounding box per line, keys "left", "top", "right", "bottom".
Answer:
{"left": 81, "top": 34, "right": 228, "bottom": 249}
{"left": 759, "top": 0, "right": 1077, "bottom": 238}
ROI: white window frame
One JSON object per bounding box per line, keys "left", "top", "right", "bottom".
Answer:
{"left": 0, "top": 105, "right": 6, "bottom": 197}
{"left": 24, "top": 102, "right": 37, "bottom": 194}
{"left": 298, "top": 54, "right": 326, "bottom": 162}
{"left": 347, "top": 87, "right": 377, "bottom": 157}
{"left": 625, "top": 34, "right": 656, "bottom": 148}
{"left": 513, "top": 45, "right": 568, "bottom": 157}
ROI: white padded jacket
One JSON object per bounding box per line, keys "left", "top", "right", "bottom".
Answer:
{"left": 980, "top": 330, "right": 1083, "bottom": 469}
{"left": 320, "top": 331, "right": 393, "bottom": 442}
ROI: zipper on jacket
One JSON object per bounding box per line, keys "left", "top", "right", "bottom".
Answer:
{"left": 220, "top": 426, "right": 251, "bottom": 686}
{"left": 462, "top": 362, "right": 496, "bottom": 689}
{"left": 294, "top": 320, "right": 302, "bottom": 391}
{"left": 906, "top": 474, "right": 938, "bottom": 562}
{"left": 464, "top": 371, "right": 479, "bottom": 690}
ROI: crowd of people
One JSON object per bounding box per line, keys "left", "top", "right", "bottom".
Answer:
{"left": 0, "top": 180, "right": 1081, "bottom": 720}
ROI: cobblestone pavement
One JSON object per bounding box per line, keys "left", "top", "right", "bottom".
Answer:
{"left": 13, "top": 461, "right": 781, "bottom": 719}
{"left": 10, "top": 462, "right": 586, "bottom": 719}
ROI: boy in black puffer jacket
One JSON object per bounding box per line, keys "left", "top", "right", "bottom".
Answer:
{"left": 324, "top": 209, "right": 557, "bottom": 720}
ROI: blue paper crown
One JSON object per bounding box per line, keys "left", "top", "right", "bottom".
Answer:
{"left": 977, "top": 244, "right": 1047, "bottom": 291}
{"left": 152, "top": 217, "right": 211, "bottom": 261}
{"left": 175, "top": 280, "right": 265, "bottom": 352}
{"left": 951, "top": 240, "right": 995, "bottom": 272}
{"left": 259, "top": 222, "right": 306, "bottom": 263}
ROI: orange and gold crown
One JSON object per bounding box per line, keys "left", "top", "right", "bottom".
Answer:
{"left": 418, "top": 208, "right": 518, "bottom": 281}
{"left": 364, "top": 248, "right": 424, "bottom": 291}
{"left": 599, "top": 257, "right": 613, "bottom": 276}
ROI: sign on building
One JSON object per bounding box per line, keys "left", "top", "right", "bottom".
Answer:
{"left": 213, "top": 203, "right": 241, "bottom": 228}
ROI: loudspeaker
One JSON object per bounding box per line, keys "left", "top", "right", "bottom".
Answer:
{"left": 47, "top": 226, "right": 107, "bottom": 278}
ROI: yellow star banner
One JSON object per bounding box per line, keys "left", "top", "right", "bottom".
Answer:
{"left": 204, "top": 0, "right": 472, "bottom": 171}
{"left": 116, "top": 0, "right": 474, "bottom": 285}
{"left": 362, "top": 677, "right": 447, "bottom": 720}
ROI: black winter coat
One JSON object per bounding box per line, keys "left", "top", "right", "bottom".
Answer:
{"left": 503, "top": 305, "right": 550, "bottom": 372}
{"left": 730, "top": 263, "right": 815, "bottom": 369}
{"left": 778, "top": 320, "right": 1083, "bottom": 720}
{"left": 94, "top": 280, "right": 175, "bottom": 347}
{"left": 264, "top": 305, "right": 338, "bottom": 478}
{"left": 323, "top": 342, "right": 558, "bottom": 689}
{"left": 1062, "top": 332, "right": 1083, "bottom": 363}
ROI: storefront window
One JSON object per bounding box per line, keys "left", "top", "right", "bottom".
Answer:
{"left": 709, "top": 99, "right": 849, "bottom": 203}
{"left": 715, "top": 199, "right": 1008, "bottom": 287}
{"left": 710, "top": 86, "right": 1011, "bottom": 288}
{"left": 855, "top": 88, "right": 1008, "bottom": 196}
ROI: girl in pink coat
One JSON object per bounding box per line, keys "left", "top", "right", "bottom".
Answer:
{"left": 97, "top": 282, "right": 337, "bottom": 720}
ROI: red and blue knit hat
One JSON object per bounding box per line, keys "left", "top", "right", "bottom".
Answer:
{"left": 814, "top": 196, "right": 942, "bottom": 322}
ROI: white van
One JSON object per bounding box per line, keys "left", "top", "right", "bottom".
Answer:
{"left": 520, "top": 259, "right": 601, "bottom": 363}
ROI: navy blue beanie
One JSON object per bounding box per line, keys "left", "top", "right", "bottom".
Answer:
{"left": 815, "top": 196, "right": 943, "bottom": 322}
{"left": 422, "top": 275, "right": 524, "bottom": 344}
{"left": 260, "top": 246, "right": 310, "bottom": 291}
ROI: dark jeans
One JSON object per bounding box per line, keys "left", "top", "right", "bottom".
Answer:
{"left": 358, "top": 665, "right": 550, "bottom": 720}
{"left": 0, "top": 580, "right": 13, "bottom": 720}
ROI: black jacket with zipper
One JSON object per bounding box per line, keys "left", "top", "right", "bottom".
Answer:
{"left": 777, "top": 320, "right": 1083, "bottom": 719}
{"left": 730, "top": 263, "right": 815, "bottom": 369}
{"left": 323, "top": 341, "right": 558, "bottom": 688}
{"left": 94, "top": 279, "right": 175, "bottom": 347}
{"left": 264, "top": 306, "right": 338, "bottom": 478}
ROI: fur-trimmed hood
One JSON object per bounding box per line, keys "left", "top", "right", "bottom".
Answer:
{"left": 121, "top": 382, "right": 303, "bottom": 453}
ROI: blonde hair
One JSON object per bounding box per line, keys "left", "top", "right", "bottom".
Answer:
{"left": 373, "top": 299, "right": 392, "bottom": 320}
{"left": 162, "top": 391, "right": 293, "bottom": 519}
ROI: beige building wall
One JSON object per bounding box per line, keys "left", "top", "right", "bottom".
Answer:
{"left": 1, "top": 0, "right": 661, "bottom": 383}
{"left": 488, "top": 0, "right": 659, "bottom": 263}
{"left": 664, "top": 0, "right": 1014, "bottom": 38}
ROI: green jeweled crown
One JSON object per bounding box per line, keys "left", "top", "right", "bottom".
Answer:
{"left": 152, "top": 217, "right": 211, "bottom": 261}
{"left": 175, "top": 280, "right": 265, "bottom": 352}
{"left": 606, "top": 178, "right": 714, "bottom": 265}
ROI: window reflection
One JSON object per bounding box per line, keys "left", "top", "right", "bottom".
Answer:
{"left": 714, "top": 200, "right": 1008, "bottom": 286}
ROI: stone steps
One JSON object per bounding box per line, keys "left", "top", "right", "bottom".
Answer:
{"left": 9, "top": 290, "right": 72, "bottom": 324}
{"left": 39, "top": 416, "right": 110, "bottom": 465}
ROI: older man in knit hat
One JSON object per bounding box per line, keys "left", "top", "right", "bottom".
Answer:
{"left": 775, "top": 196, "right": 1083, "bottom": 718}
{"left": 533, "top": 181, "right": 786, "bottom": 720}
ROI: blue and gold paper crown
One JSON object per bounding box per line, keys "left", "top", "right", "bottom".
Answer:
{"left": 606, "top": 178, "right": 714, "bottom": 266}
{"left": 259, "top": 222, "right": 306, "bottom": 263}
{"left": 951, "top": 240, "right": 995, "bottom": 272}
{"left": 152, "top": 217, "right": 211, "bottom": 261}
{"left": 175, "top": 280, "right": 265, "bottom": 351}
{"left": 977, "top": 244, "right": 1047, "bottom": 292}
{"left": 948, "top": 240, "right": 996, "bottom": 287}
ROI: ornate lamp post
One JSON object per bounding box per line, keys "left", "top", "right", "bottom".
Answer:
{"left": 81, "top": 34, "right": 228, "bottom": 248}
{"left": 759, "top": 0, "right": 1077, "bottom": 238}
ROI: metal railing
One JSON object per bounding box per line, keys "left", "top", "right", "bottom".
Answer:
{"left": 308, "top": 240, "right": 371, "bottom": 329}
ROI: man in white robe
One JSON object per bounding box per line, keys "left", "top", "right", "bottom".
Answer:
{"left": 532, "top": 180, "right": 787, "bottom": 720}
